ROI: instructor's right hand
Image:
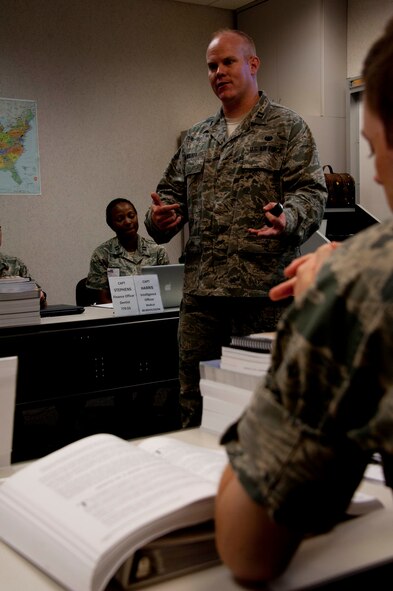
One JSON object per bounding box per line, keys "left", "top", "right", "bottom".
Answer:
{"left": 150, "top": 192, "right": 182, "bottom": 231}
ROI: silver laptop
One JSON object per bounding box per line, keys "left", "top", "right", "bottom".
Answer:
{"left": 140, "top": 264, "right": 184, "bottom": 308}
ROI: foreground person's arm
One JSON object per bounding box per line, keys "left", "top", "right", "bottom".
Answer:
{"left": 215, "top": 465, "right": 302, "bottom": 583}
{"left": 269, "top": 242, "right": 340, "bottom": 301}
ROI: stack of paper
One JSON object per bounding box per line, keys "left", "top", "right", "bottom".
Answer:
{"left": 220, "top": 345, "right": 272, "bottom": 374}
{"left": 199, "top": 361, "right": 267, "bottom": 436}
{"left": 0, "top": 277, "right": 41, "bottom": 327}
{"left": 200, "top": 333, "right": 275, "bottom": 435}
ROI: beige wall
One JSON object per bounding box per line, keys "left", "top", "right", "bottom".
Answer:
{"left": 1, "top": 0, "right": 233, "bottom": 303}
{"left": 238, "top": 0, "right": 393, "bottom": 220}
{"left": 237, "top": 0, "right": 348, "bottom": 172}
{"left": 347, "top": 0, "right": 393, "bottom": 76}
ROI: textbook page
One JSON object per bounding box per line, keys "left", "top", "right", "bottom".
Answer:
{"left": 0, "top": 434, "right": 226, "bottom": 591}
{"left": 138, "top": 435, "right": 226, "bottom": 486}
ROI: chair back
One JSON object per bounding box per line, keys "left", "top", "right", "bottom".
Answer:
{"left": 75, "top": 278, "right": 98, "bottom": 306}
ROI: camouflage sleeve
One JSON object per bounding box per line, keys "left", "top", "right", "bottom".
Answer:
{"left": 86, "top": 248, "right": 109, "bottom": 290}
{"left": 145, "top": 146, "right": 188, "bottom": 244}
{"left": 16, "top": 259, "right": 30, "bottom": 278}
{"left": 157, "top": 246, "right": 170, "bottom": 265}
{"left": 222, "top": 384, "right": 368, "bottom": 535}
{"left": 2, "top": 255, "right": 29, "bottom": 278}
{"left": 280, "top": 117, "right": 327, "bottom": 245}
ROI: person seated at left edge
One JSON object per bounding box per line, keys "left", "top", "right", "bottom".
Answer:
{"left": 0, "top": 225, "right": 47, "bottom": 308}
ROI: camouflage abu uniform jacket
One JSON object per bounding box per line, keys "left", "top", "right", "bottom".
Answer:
{"left": 0, "top": 252, "right": 41, "bottom": 288}
{"left": 145, "top": 92, "right": 327, "bottom": 297}
{"left": 86, "top": 235, "right": 169, "bottom": 291}
{"left": 222, "top": 219, "right": 393, "bottom": 535}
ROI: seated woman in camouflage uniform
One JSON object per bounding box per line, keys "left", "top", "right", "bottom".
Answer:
{"left": 86, "top": 198, "right": 169, "bottom": 304}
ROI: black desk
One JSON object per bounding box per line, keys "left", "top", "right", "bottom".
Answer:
{"left": 324, "top": 203, "right": 380, "bottom": 241}
{"left": 0, "top": 307, "right": 181, "bottom": 462}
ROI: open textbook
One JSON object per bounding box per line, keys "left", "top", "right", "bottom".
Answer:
{"left": 0, "top": 433, "right": 227, "bottom": 591}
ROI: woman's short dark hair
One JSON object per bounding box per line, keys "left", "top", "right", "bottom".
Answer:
{"left": 105, "top": 198, "right": 137, "bottom": 228}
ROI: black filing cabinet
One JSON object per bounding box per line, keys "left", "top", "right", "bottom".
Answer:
{"left": 0, "top": 310, "right": 181, "bottom": 462}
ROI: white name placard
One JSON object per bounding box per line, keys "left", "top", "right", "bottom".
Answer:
{"left": 109, "top": 275, "right": 163, "bottom": 316}
{"left": 133, "top": 274, "right": 164, "bottom": 314}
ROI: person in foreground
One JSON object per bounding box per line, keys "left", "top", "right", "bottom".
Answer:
{"left": 86, "top": 198, "right": 169, "bottom": 303}
{"left": 0, "top": 225, "right": 47, "bottom": 308}
{"left": 145, "top": 29, "right": 326, "bottom": 428}
{"left": 215, "top": 18, "right": 393, "bottom": 583}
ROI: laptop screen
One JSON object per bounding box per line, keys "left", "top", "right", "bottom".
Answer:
{"left": 140, "top": 264, "right": 184, "bottom": 308}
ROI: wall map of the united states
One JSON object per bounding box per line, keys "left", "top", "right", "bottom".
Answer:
{"left": 0, "top": 98, "right": 41, "bottom": 194}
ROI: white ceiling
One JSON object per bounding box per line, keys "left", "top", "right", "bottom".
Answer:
{"left": 172, "top": 0, "right": 255, "bottom": 10}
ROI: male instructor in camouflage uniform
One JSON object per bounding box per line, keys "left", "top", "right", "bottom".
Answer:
{"left": 145, "top": 29, "right": 327, "bottom": 428}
